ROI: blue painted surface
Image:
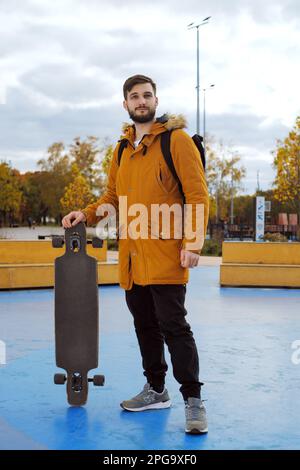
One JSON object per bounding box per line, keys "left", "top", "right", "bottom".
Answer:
{"left": 0, "top": 266, "right": 300, "bottom": 450}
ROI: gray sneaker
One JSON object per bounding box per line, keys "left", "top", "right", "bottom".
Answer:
{"left": 120, "top": 383, "right": 171, "bottom": 412}
{"left": 185, "top": 397, "right": 208, "bottom": 434}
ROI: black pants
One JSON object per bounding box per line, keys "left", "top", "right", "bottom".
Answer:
{"left": 125, "top": 283, "right": 203, "bottom": 401}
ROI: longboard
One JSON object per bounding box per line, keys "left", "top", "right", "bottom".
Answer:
{"left": 52, "top": 222, "right": 104, "bottom": 405}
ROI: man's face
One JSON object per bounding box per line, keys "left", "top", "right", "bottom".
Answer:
{"left": 123, "top": 82, "right": 158, "bottom": 123}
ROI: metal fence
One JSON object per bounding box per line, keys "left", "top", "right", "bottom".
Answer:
{"left": 209, "top": 223, "right": 300, "bottom": 241}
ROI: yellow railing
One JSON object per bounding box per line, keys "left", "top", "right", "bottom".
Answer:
{"left": 220, "top": 241, "right": 300, "bottom": 287}
{"left": 0, "top": 240, "right": 119, "bottom": 289}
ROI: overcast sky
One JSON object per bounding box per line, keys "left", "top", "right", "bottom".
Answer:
{"left": 0, "top": 0, "right": 299, "bottom": 194}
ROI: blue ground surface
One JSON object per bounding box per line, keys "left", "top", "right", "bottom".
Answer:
{"left": 0, "top": 266, "right": 300, "bottom": 450}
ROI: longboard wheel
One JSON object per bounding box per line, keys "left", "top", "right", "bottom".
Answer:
{"left": 92, "top": 237, "right": 103, "bottom": 248}
{"left": 93, "top": 374, "right": 105, "bottom": 386}
{"left": 52, "top": 237, "right": 64, "bottom": 248}
{"left": 54, "top": 373, "right": 66, "bottom": 384}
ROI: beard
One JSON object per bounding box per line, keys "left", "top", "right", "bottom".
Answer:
{"left": 128, "top": 106, "right": 156, "bottom": 123}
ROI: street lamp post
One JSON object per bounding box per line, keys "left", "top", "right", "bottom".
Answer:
{"left": 203, "top": 84, "right": 215, "bottom": 156}
{"left": 188, "top": 17, "right": 211, "bottom": 135}
{"left": 230, "top": 166, "right": 234, "bottom": 225}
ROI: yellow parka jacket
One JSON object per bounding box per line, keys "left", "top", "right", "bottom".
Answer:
{"left": 82, "top": 114, "right": 209, "bottom": 290}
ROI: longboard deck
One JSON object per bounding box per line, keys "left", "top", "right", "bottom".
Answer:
{"left": 55, "top": 254, "right": 98, "bottom": 371}
{"left": 53, "top": 223, "right": 102, "bottom": 405}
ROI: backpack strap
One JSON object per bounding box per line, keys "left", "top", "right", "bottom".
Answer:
{"left": 117, "top": 139, "right": 129, "bottom": 166}
{"left": 160, "top": 130, "right": 185, "bottom": 200}
{"left": 191, "top": 134, "right": 206, "bottom": 170}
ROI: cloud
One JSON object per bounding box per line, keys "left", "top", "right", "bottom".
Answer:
{"left": 207, "top": 112, "right": 289, "bottom": 151}
{"left": 20, "top": 64, "right": 116, "bottom": 104}
{"left": 0, "top": 85, "right": 124, "bottom": 152}
{"left": 239, "top": 155, "right": 276, "bottom": 194}
{"left": 0, "top": 0, "right": 299, "bottom": 196}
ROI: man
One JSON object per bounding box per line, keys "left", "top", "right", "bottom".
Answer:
{"left": 62, "top": 74, "right": 209, "bottom": 434}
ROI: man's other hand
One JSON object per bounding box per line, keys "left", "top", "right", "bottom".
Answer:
{"left": 180, "top": 249, "right": 200, "bottom": 268}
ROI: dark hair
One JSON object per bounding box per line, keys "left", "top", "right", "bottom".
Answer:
{"left": 123, "top": 74, "right": 156, "bottom": 99}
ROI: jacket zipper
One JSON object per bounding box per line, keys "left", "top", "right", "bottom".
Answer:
{"left": 136, "top": 145, "right": 149, "bottom": 284}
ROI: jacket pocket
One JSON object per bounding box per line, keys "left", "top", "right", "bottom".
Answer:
{"left": 156, "top": 168, "right": 169, "bottom": 194}
{"left": 156, "top": 160, "right": 178, "bottom": 194}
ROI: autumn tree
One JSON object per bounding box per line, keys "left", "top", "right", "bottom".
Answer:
{"left": 69, "top": 136, "right": 105, "bottom": 195}
{"left": 100, "top": 144, "right": 114, "bottom": 185}
{"left": 38, "top": 142, "right": 72, "bottom": 223}
{"left": 60, "top": 163, "right": 94, "bottom": 214}
{"left": 19, "top": 171, "right": 49, "bottom": 224}
{"left": 205, "top": 141, "right": 246, "bottom": 223}
{"left": 272, "top": 116, "right": 300, "bottom": 222}
{"left": 0, "top": 161, "right": 22, "bottom": 225}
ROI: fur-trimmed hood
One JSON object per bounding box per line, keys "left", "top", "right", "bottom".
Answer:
{"left": 120, "top": 113, "right": 187, "bottom": 144}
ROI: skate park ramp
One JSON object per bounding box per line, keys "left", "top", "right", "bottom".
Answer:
{"left": 0, "top": 266, "right": 299, "bottom": 450}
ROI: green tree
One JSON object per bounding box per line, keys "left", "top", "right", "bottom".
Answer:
{"left": 228, "top": 194, "right": 254, "bottom": 225}
{"left": 19, "top": 171, "right": 49, "bottom": 224}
